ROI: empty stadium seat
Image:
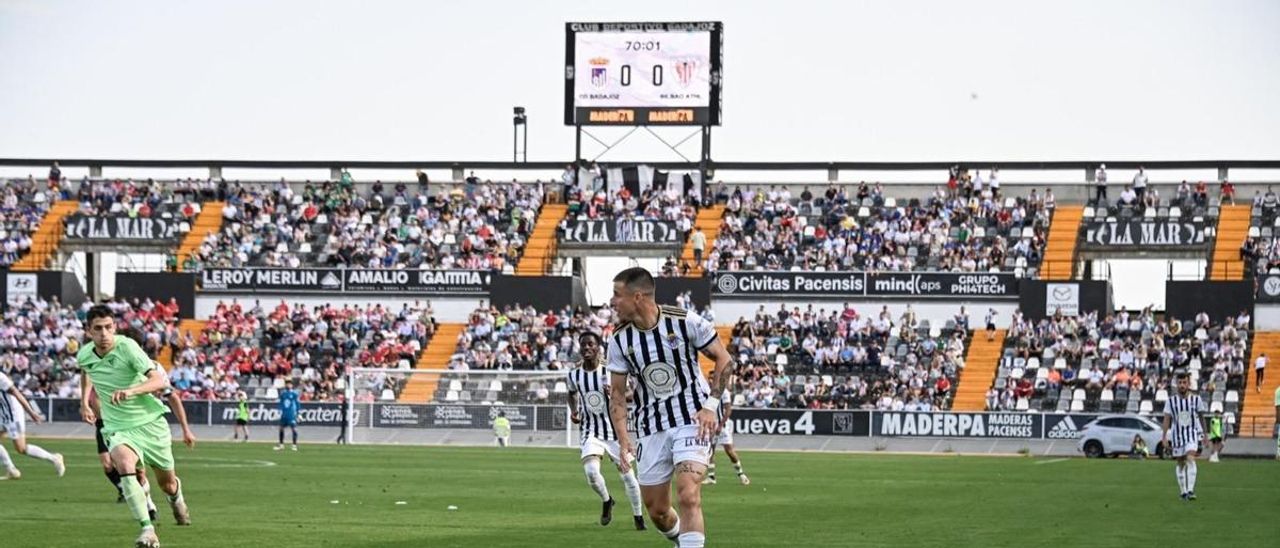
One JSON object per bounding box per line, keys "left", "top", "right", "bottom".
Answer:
{"left": 1155, "top": 389, "right": 1169, "bottom": 403}
{"left": 1070, "top": 400, "right": 1084, "bottom": 412}
{"left": 1139, "top": 400, "right": 1154, "bottom": 414}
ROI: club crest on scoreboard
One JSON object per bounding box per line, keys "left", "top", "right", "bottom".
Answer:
{"left": 589, "top": 57, "right": 609, "bottom": 88}
{"left": 674, "top": 59, "right": 698, "bottom": 87}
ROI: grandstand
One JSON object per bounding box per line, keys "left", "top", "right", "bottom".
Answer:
{"left": 1, "top": 158, "right": 1279, "bottom": 446}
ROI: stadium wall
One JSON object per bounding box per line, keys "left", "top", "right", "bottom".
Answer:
{"left": 1165, "top": 280, "right": 1254, "bottom": 324}
{"left": 30, "top": 398, "right": 1213, "bottom": 441}
{"left": 115, "top": 272, "right": 197, "bottom": 318}
{"left": 1018, "top": 280, "right": 1112, "bottom": 321}
{"left": 489, "top": 275, "right": 586, "bottom": 311}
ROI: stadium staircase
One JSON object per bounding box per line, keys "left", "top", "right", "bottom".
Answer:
{"left": 399, "top": 323, "right": 465, "bottom": 403}
{"left": 1041, "top": 206, "right": 1083, "bottom": 280}
{"left": 175, "top": 202, "right": 225, "bottom": 272}
{"left": 1242, "top": 331, "right": 1280, "bottom": 437}
{"left": 1209, "top": 204, "right": 1250, "bottom": 280}
{"left": 517, "top": 203, "right": 568, "bottom": 276}
{"left": 951, "top": 329, "right": 1006, "bottom": 411}
{"left": 12, "top": 200, "right": 78, "bottom": 271}
{"left": 679, "top": 204, "right": 726, "bottom": 277}
{"left": 699, "top": 325, "right": 735, "bottom": 379}
{"left": 155, "top": 319, "right": 208, "bottom": 371}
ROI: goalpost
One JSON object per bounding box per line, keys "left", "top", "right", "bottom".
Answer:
{"left": 345, "top": 368, "right": 576, "bottom": 447}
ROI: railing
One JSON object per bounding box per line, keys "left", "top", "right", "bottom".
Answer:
{"left": 1235, "top": 415, "right": 1278, "bottom": 438}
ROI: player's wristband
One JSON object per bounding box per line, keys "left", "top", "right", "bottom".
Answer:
{"left": 702, "top": 397, "right": 721, "bottom": 413}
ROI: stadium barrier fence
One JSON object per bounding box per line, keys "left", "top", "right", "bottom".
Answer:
{"left": 31, "top": 397, "right": 1266, "bottom": 442}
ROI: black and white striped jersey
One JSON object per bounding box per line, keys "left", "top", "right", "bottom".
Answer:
{"left": 606, "top": 305, "right": 717, "bottom": 437}
{"left": 0, "top": 372, "right": 16, "bottom": 424}
{"left": 567, "top": 365, "right": 616, "bottom": 441}
{"left": 1163, "top": 392, "right": 1206, "bottom": 447}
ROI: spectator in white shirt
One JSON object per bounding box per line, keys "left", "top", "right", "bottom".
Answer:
{"left": 1095, "top": 163, "right": 1108, "bottom": 203}
{"left": 1132, "top": 166, "right": 1148, "bottom": 203}
{"left": 1119, "top": 186, "right": 1137, "bottom": 206}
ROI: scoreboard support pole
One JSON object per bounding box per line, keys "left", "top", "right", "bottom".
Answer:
{"left": 700, "top": 125, "right": 711, "bottom": 190}
{"left": 572, "top": 124, "right": 714, "bottom": 190}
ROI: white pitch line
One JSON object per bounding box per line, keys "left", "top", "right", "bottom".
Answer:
{"left": 1035, "top": 458, "right": 1070, "bottom": 465}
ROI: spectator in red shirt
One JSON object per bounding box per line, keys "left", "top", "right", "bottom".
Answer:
{"left": 935, "top": 376, "right": 952, "bottom": 397}
{"left": 1220, "top": 180, "right": 1235, "bottom": 206}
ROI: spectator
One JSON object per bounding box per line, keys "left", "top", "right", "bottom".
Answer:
{"left": 1132, "top": 166, "right": 1148, "bottom": 204}
{"left": 1131, "top": 434, "right": 1149, "bottom": 459}
{"left": 1095, "top": 164, "right": 1108, "bottom": 202}
{"left": 1220, "top": 179, "right": 1235, "bottom": 206}
{"left": 1256, "top": 353, "right": 1267, "bottom": 393}
{"left": 690, "top": 227, "right": 707, "bottom": 268}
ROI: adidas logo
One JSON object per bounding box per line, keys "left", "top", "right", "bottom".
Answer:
{"left": 1047, "top": 416, "right": 1080, "bottom": 439}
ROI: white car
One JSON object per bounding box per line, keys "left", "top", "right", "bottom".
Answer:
{"left": 1076, "top": 414, "right": 1169, "bottom": 459}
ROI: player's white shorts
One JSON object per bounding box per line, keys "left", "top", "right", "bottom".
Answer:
{"left": 635, "top": 423, "right": 712, "bottom": 486}
{"left": 713, "top": 420, "right": 734, "bottom": 446}
{"left": 2, "top": 402, "right": 26, "bottom": 439}
{"left": 580, "top": 435, "right": 625, "bottom": 465}
{"left": 1171, "top": 441, "right": 1201, "bottom": 458}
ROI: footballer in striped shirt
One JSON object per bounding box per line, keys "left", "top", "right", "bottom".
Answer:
{"left": 1161, "top": 372, "right": 1208, "bottom": 501}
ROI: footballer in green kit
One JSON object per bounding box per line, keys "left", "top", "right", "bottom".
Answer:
{"left": 79, "top": 305, "right": 191, "bottom": 548}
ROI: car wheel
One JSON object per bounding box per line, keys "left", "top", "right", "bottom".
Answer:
{"left": 1083, "top": 440, "right": 1104, "bottom": 458}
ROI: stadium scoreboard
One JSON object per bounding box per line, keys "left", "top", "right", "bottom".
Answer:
{"left": 564, "top": 22, "right": 722, "bottom": 126}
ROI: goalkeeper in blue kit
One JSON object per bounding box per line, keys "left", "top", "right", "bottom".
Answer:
{"left": 275, "top": 380, "right": 300, "bottom": 451}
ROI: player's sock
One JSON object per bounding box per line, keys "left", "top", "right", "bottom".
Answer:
{"left": 23, "top": 443, "right": 57, "bottom": 463}
{"left": 292, "top": 428, "right": 299, "bottom": 446}
{"left": 706, "top": 464, "right": 716, "bottom": 481}
{"left": 166, "top": 477, "right": 185, "bottom": 505}
{"left": 1187, "top": 460, "right": 1198, "bottom": 493}
{"left": 583, "top": 459, "right": 611, "bottom": 501}
{"left": 619, "top": 468, "right": 644, "bottom": 516}
{"left": 734, "top": 461, "right": 745, "bottom": 476}
{"left": 279, "top": 429, "right": 285, "bottom": 445}
{"left": 120, "top": 475, "right": 153, "bottom": 528}
{"left": 0, "top": 444, "right": 13, "bottom": 469}
{"left": 1174, "top": 464, "right": 1187, "bottom": 494}
{"left": 659, "top": 515, "right": 681, "bottom": 541}
{"left": 105, "top": 468, "right": 123, "bottom": 493}
{"left": 678, "top": 532, "right": 706, "bottom": 548}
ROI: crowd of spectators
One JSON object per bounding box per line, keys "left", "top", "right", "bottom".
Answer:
{"left": 187, "top": 178, "right": 543, "bottom": 273}
{"left": 0, "top": 296, "right": 181, "bottom": 400}
{"left": 706, "top": 181, "right": 1050, "bottom": 275}
{"left": 561, "top": 183, "right": 698, "bottom": 227}
{"left": 990, "top": 307, "right": 1250, "bottom": 413}
{"left": 724, "top": 303, "right": 969, "bottom": 411}
{"left": 71, "top": 177, "right": 207, "bottom": 218}
{"left": 0, "top": 178, "right": 56, "bottom": 267}
{"left": 1090, "top": 165, "right": 1231, "bottom": 211}
{"left": 176, "top": 300, "right": 436, "bottom": 402}
{"left": 1239, "top": 187, "right": 1280, "bottom": 277}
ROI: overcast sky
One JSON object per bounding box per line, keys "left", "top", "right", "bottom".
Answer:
{"left": 2, "top": 0, "right": 1278, "bottom": 182}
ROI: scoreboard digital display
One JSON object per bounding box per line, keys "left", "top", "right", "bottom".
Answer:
{"left": 564, "top": 22, "right": 722, "bottom": 126}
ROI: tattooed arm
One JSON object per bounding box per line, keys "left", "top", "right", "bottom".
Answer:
{"left": 696, "top": 337, "right": 735, "bottom": 442}
{"left": 608, "top": 371, "right": 634, "bottom": 473}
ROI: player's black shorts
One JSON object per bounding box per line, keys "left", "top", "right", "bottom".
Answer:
{"left": 236, "top": 418, "right": 248, "bottom": 426}
{"left": 95, "top": 418, "right": 109, "bottom": 454}
{"left": 1210, "top": 436, "right": 1223, "bottom": 444}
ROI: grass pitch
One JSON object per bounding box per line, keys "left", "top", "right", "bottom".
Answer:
{"left": 1, "top": 439, "right": 1276, "bottom": 547}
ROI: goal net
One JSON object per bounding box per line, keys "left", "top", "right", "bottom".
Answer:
{"left": 344, "top": 368, "right": 576, "bottom": 446}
